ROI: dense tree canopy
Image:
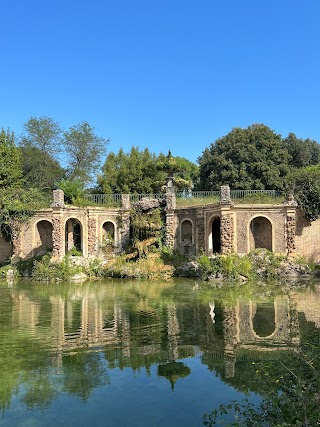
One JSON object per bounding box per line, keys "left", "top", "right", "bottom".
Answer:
{"left": 198, "top": 124, "right": 291, "bottom": 190}
{"left": 284, "top": 132, "right": 320, "bottom": 168}
{"left": 0, "top": 128, "right": 23, "bottom": 188}
{"left": 98, "top": 148, "right": 199, "bottom": 194}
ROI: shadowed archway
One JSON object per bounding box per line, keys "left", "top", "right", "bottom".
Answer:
{"left": 249, "top": 216, "right": 272, "bottom": 251}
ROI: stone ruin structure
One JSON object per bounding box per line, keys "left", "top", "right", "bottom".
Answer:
{"left": 1, "top": 185, "right": 320, "bottom": 264}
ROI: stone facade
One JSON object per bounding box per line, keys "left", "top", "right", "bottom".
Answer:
{"left": 3, "top": 188, "right": 320, "bottom": 264}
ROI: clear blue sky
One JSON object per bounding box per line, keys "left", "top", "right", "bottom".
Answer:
{"left": 1, "top": 0, "right": 320, "bottom": 164}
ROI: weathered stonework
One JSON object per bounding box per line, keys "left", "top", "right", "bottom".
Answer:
{"left": 120, "top": 211, "right": 130, "bottom": 251}
{"left": 220, "top": 185, "right": 232, "bottom": 205}
{"left": 11, "top": 219, "right": 22, "bottom": 263}
{"left": 165, "top": 213, "right": 175, "bottom": 249}
{"left": 52, "top": 216, "right": 64, "bottom": 260}
{"left": 121, "top": 194, "right": 131, "bottom": 210}
{"left": 51, "top": 190, "right": 65, "bottom": 208}
{"left": 286, "top": 214, "right": 296, "bottom": 257}
{"left": 196, "top": 208, "right": 205, "bottom": 253}
{"left": 166, "top": 192, "right": 176, "bottom": 210}
{"left": 220, "top": 214, "right": 234, "bottom": 254}
{"left": 88, "top": 218, "right": 97, "bottom": 257}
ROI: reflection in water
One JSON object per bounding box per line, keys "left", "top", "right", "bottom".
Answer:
{"left": 0, "top": 279, "right": 320, "bottom": 426}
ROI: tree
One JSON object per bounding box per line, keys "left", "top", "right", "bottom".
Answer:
{"left": 20, "top": 116, "right": 62, "bottom": 157}
{"left": 19, "top": 145, "right": 65, "bottom": 190}
{"left": 63, "top": 121, "right": 109, "bottom": 185}
{"left": 198, "top": 124, "right": 291, "bottom": 190}
{"left": 284, "top": 132, "right": 320, "bottom": 168}
{"left": 98, "top": 147, "right": 166, "bottom": 194}
{"left": 0, "top": 128, "right": 23, "bottom": 188}
{"left": 287, "top": 165, "right": 320, "bottom": 221}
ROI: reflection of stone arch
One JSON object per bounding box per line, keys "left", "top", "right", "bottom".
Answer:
{"left": 208, "top": 216, "right": 221, "bottom": 254}
{"left": 34, "top": 220, "right": 53, "bottom": 257}
{"left": 0, "top": 223, "right": 13, "bottom": 262}
{"left": 65, "top": 218, "right": 83, "bottom": 254}
{"left": 252, "top": 303, "right": 276, "bottom": 338}
{"left": 102, "top": 221, "right": 116, "bottom": 244}
{"left": 249, "top": 215, "right": 273, "bottom": 252}
{"left": 180, "top": 219, "right": 193, "bottom": 245}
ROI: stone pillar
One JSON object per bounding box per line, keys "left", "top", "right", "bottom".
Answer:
{"left": 51, "top": 189, "right": 65, "bottom": 208}
{"left": 120, "top": 211, "right": 130, "bottom": 251}
{"left": 52, "top": 214, "right": 64, "bottom": 260}
{"left": 283, "top": 195, "right": 298, "bottom": 258}
{"left": 121, "top": 194, "right": 131, "bottom": 210}
{"left": 196, "top": 207, "right": 205, "bottom": 254}
{"left": 220, "top": 185, "right": 232, "bottom": 205}
{"left": 220, "top": 207, "right": 235, "bottom": 254}
{"left": 88, "top": 217, "right": 97, "bottom": 257}
{"left": 165, "top": 191, "right": 176, "bottom": 249}
{"left": 10, "top": 219, "right": 22, "bottom": 263}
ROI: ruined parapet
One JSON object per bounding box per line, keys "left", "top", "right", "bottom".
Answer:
{"left": 51, "top": 189, "right": 65, "bottom": 208}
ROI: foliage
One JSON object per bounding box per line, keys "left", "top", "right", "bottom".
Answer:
{"left": 288, "top": 165, "right": 320, "bottom": 221}
{"left": 285, "top": 132, "right": 320, "bottom": 169}
{"left": 20, "top": 145, "right": 65, "bottom": 190}
{"left": 20, "top": 116, "right": 62, "bottom": 157}
{"left": 32, "top": 253, "right": 82, "bottom": 281}
{"left": 0, "top": 128, "right": 23, "bottom": 188}
{"left": 56, "top": 178, "right": 84, "bottom": 204}
{"left": 98, "top": 147, "right": 199, "bottom": 194}
{"left": 63, "top": 121, "right": 109, "bottom": 185}
{"left": 198, "top": 124, "right": 291, "bottom": 190}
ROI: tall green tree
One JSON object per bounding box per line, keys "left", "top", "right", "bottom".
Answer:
{"left": 198, "top": 124, "right": 291, "bottom": 190}
{"left": 19, "top": 145, "right": 65, "bottom": 190}
{"left": 20, "top": 116, "right": 62, "bottom": 157}
{"left": 98, "top": 147, "right": 165, "bottom": 193}
{"left": 284, "top": 132, "right": 320, "bottom": 168}
{"left": 63, "top": 121, "right": 109, "bottom": 185}
{"left": 0, "top": 128, "right": 23, "bottom": 188}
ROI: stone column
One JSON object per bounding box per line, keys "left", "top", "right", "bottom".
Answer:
{"left": 220, "top": 186, "right": 234, "bottom": 254}
{"left": 10, "top": 219, "right": 22, "bottom": 263}
{"left": 165, "top": 192, "right": 176, "bottom": 249}
{"left": 52, "top": 189, "right": 65, "bottom": 208}
{"left": 283, "top": 195, "right": 298, "bottom": 258}
{"left": 223, "top": 306, "right": 237, "bottom": 378}
{"left": 196, "top": 207, "right": 205, "bottom": 254}
{"left": 52, "top": 214, "right": 64, "bottom": 261}
{"left": 120, "top": 211, "right": 131, "bottom": 251}
{"left": 88, "top": 217, "right": 97, "bottom": 257}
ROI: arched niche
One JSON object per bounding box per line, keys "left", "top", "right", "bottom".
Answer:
{"left": 102, "top": 221, "right": 115, "bottom": 244}
{"left": 0, "top": 224, "right": 13, "bottom": 263}
{"left": 252, "top": 302, "right": 276, "bottom": 338}
{"left": 65, "top": 218, "right": 83, "bottom": 254}
{"left": 34, "top": 220, "right": 53, "bottom": 257}
{"left": 181, "top": 219, "right": 193, "bottom": 245}
{"left": 249, "top": 216, "right": 273, "bottom": 251}
{"left": 208, "top": 216, "right": 221, "bottom": 254}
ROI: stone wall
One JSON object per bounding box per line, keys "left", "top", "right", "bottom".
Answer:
{"left": 295, "top": 209, "right": 320, "bottom": 262}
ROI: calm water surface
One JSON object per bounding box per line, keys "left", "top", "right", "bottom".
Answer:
{"left": 0, "top": 278, "right": 319, "bottom": 427}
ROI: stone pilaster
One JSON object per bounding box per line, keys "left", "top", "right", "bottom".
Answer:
{"left": 196, "top": 208, "right": 205, "bottom": 254}
{"left": 165, "top": 212, "right": 175, "bottom": 249}
{"left": 88, "top": 217, "right": 97, "bottom": 257}
{"left": 10, "top": 219, "right": 22, "bottom": 263}
{"left": 220, "top": 207, "right": 235, "bottom": 254}
{"left": 220, "top": 185, "right": 232, "bottom": 205}
{"left": 120, "top": 211, "right": 131, "bottom": 251}
{"left": 165, "top": 192, "right": 176, "bottom": 210}
{"left": 283, "top": 196, "right": 298, "bottom": 258}
{"left": 52, "top": 215, "right": 64, "bottom": 260}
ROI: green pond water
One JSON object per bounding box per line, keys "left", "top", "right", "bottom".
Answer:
{"left": 0, "top": 278, "right": 319, "bottom": 427}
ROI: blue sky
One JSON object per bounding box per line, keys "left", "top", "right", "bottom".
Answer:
{"left": 1, "top": 0, "right": 320, "bottom": 164}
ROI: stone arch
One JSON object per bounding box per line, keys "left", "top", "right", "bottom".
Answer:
{"left": 0, "top": 223, "right": 13, "bottom": 263}
{"left": 208, "top": 216, "right": 221, "bottom": 254}
{"left": 65, "top": 218, "right": 83, "bottom": 254}
{"left": 102, "top": 221, "right": 116, "bottom": 245}
{"left": 34, "top": 220, "right": 53, "bottom": 257}
{"left": 180, "top": 219, "right": 193, "bottom": 245}
{"left": 249, "top": 216, "right": 273, "bottom": 252}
